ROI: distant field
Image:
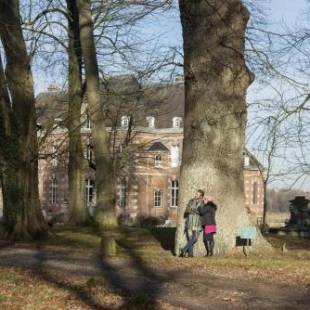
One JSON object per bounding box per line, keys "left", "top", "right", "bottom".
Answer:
{"left": 266, "top": 212, "right": 290, "bottom": 228}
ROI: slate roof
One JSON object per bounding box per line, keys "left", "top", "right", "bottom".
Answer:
{"left": 35, "top": 77, "right": 184, "bottom": 129}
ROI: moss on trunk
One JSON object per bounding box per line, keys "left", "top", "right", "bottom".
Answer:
{"left": 66, "top": 0, "right": 87, "bottom": 225}
{"left": 0, "top": 0, "right": 46, "bottom": 240}
{"left": 78, "top": 0, "right": 117, "bottom": 255}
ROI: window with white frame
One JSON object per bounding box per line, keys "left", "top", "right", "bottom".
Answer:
{"left": 51, "top": 176, "right": 58, "bottom": 205}
{"left": 146, "top": 116, "right": 155, "bottom": 128}
{"left": 119, "top": 178, "right": 127, "bottom": 208}
{"left": 244, "top": 154, "right": 250, "bottom": 166}
{"left": 171, "top": 180, "right": 179, "bottom": 207}
{"left": 155, "top": 155, "right": 162, "bottom": 167}
{"left": 121, "top": 116, "right": 129, "bottom": 128}
{"left": 154, "top": 189, "right": 161, "bottom": 207}
{"left": 85, "top": 144, "right": 93, "bottom": 161}
{"left": 51, "top": 145, "right": 58, "bottom": 167}
{"left": 170, "top": 145, "right": 180, "bottom": 167}
{"left": 172, "top": 117, "right": 182, "bottom": 128}
{"left": 85, "top": 179, "right": 95, "bottom": 205}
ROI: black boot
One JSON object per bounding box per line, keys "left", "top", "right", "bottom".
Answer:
{"left": 205, "top": 241, "right": 211, "bottom": 256}
{"left": 209, "top": 240, "right": 214, "bottom": 256}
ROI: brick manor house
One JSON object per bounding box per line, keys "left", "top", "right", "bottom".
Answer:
{"left": 32, "top": 78, "right": 265, "bottom": 225}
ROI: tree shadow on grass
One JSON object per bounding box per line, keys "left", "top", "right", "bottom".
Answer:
{"left": 147, "top": 227, "right": 176, "bottom": 254}
{"left": 0, "top": 227, "right": 178, "bottom": 309}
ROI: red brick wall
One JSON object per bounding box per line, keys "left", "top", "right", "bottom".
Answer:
{"left": 36, "top": 127, "right": 265, "bottom": 224}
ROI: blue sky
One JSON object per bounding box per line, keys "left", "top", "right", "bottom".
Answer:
{"left": 34, "top": 0, "right": 309, "bottom": 93}
{"left": 30, "top": 0, "right": 310, "bottom": 189}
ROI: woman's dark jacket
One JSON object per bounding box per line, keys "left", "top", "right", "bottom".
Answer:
{"left": 199, "top": 201, "right": 217, "bottom": 226}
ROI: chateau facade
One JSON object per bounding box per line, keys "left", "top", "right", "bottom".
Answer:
{"left": 37, "top": 82, "right": 265, "bottom": 225}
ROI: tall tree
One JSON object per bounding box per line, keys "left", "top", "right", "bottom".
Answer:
{"left": 66, "top": 0, "right": 87, "bottom": 225}
{"left": 175, "top": 0, "right": 271, "bottom": 255}
{"left": 0, "top": 0, "right": 46, "bottom": 239}
{"left": 78, "top": 0, "right": 117, "bottom": 254}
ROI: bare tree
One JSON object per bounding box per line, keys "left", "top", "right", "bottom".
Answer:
{"left": 77, "top": 0, "right": 118, "bottom": 255}
{"left": 0, "top": 0, "right": 46, "bottom": 239}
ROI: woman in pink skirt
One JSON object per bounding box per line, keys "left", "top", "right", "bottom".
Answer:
{"left": 199, "top": 196, "right": 217, "bottom": 256}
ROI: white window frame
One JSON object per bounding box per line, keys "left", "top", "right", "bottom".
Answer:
{"left": 172, "top": 117, "right": 182, "bottom": 128}
{"left": 121, "top": 116, "right": 129, "bottom": 128}
{"left": 86, "top": 179, "right": 95, "bottom": 205}
{"left": 146, "top": 116, "right": 155, "bottom": 128}
{"left": 85, "top": 144, "right": 93, "bottom": 161}
{"left": 171, "top": 180, "right": 179, "bottom": 207}
{"left": 244, "top": 154, "right": 250, "bottom": 166}
{"left": 154, "top": 155, "right": 162, "bottom": 168}
{"left": 170, "top": 145, "right": 180, "bottom": 167}
{"left": 154, "top": 189, "right": 161, "bottom": 207}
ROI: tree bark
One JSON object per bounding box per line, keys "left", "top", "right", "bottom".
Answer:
{"left": 0, "top": 0, "right": 46, "bottom": 239}
{"left": 66, "top": 0, "right": 87, "bottom": 225}
{"left": 77, "top": 0, "right": 117, "bottom": 254}
{"left": 176, "top": 0, "right": 271, "bottom": 255}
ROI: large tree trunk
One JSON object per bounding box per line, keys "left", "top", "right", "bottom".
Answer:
{"left": 0, "top": 0, "right": 46, "bottom": 239}
{"left": 78, "top": 0, "right": 117, "bottom": 255}
{"left": 175, "top": 0, "right": 271, "bottom": 255}
{"left": 66, "top": 0, "right": 87, "bottom": 225}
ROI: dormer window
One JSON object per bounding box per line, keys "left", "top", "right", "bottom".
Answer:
{"left": 155, "top": 155, "right": 161, "bottom": 167}
{"left": 244, "top": 154, "right": 250, "bottom": 166}
{"left": 121, "top": 116, "right": 129, "bottom": 128}
{"left": 172, "top": 117, "right": 182, "bottom": 128}
{"left": 146, "top": 116, "right": 155, "bottom": 128}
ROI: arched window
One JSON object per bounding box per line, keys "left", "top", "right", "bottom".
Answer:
{"left": 85, "top": 179, "right": 95, "bottom": 205}
{"left": 155, "top": 155, "right": 161, "bottom": 167}
{"left": 154, "top": 190, "right": 161, "bottom": 207}
{"left": 51, "top": 176, "right": 58, "bottom": 205}
{"left": 252, "top": 182, "right": 258, "bottom": 204}
{"left": 119, "top": 178, "right": 127, "bottom": 208}
{"left": 171, "top": 180, "right": 179, "bottom": 207}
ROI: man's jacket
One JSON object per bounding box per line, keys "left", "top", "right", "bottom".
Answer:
{"left": 184, "top": 198, "right": 204, "bottom": 231}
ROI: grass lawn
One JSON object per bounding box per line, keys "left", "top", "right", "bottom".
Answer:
{"left": 0, "top": 226, "right": 309, "bottom": 309}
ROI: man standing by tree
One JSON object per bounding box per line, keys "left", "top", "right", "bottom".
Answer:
{"left": 180, "top": 190, "right": 204, "bottom": 257}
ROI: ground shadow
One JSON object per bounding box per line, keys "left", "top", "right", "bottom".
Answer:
{"left": 0, "top": 226, "right": 179, "bottom": 309}
{"left": 147, "top": 227, "right": 176, "bottom": 254}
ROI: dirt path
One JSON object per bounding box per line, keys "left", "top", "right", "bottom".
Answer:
{"left": 0, "top": 246, "right": 309, "bottom": 309}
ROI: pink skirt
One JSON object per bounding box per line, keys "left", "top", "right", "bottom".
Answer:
{"left": 204, "top": 225, "right": 217, "bottom": 234}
